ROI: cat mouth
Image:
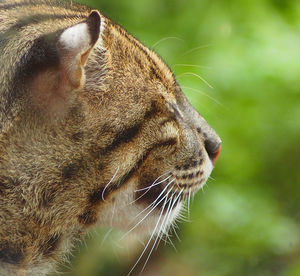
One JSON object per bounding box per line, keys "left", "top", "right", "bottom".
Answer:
{"left": 135, "top": 157, "right": 213, "bottom": 212}
{"left": 100, "top": 157, "right": 214, "bottom": 233}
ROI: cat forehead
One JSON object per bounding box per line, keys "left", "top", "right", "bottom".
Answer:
{"left": 99, "top": 17, "right": 175, "bottom": 84}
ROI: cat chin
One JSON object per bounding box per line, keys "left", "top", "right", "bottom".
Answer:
{"left": 97, "top": 189, "right": 183, "bottom": 238}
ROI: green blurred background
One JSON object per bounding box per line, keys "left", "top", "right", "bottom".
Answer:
{"left": 59, "top": 0, "right": 300, "bottom": 275}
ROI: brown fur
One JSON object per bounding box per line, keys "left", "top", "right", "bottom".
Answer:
{"left": 0, "top": 1, "right": 221, "bottom": 275}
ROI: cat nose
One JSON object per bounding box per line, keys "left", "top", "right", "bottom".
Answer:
{"left": 204, "top": 139, "right": 221, "bottom": 165}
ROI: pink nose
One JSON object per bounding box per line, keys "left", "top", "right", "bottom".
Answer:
{"left": 212, "top": 144, "right": 221, "bottom": 165}
{"left": 204, "top": 139, "right": 221, "bottom": 165}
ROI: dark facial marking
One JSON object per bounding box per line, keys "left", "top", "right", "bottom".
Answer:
{"left": 196, "top": 171, "right": 203, "bottom": 177}
{"left": 179, "top": 172, "right": 194, "bottom": 180}
{"left": 0, "top": 181, "right": 7, "bottom": 196}
{"left": 191, "top": 160, "right": 198, "bottom": 167}
{"left": 62, "top": 163, "right": 77, "bottom": 179}
{"left": 160, "top": 138, "right": 177, "bottom": 147}
{"left": 71, "top": 132, "right": 84, "bottom": 142}
{"left": 0, "top": 178, "right": 20, "bottom": 196}
{"left": 89, "top": 187, "right": 105, "bottom": 205}
{"left": 41, "top": 234, "right": 62, "bottom": 257}
{"left": 134, "top": 56, "right": 144, "bottom": 70}
{"left": 88, "top": 137, "right": 179, "bottom": 210}
{"left": 149, "top": 66, "right": 162, "bottom": 81}
{"left": 97, "top": 162, "right": 105, "bottom": 171}
{"left": 99, "top": 123, "right": 141, "bottom": 155}
{"left": 183, "top": 164, "right": 190, "bottom": 170}
{"left": 188, "top": 173, "right": 194, "bottom": 179}
{"left": 61, "top": 158, "right": 86, "bottom": 180}
{"left": 78, "top": 209, "right": 98, "bottom": 226}
{"left": 0, "top": 244, "right": 24, "bottom": 265}
{"left": 116, "top": 124, "right": 140, "bottom": 144}
{"left": 144, "top": 100, "right": 160, "bottom": 119}
{"left": 135, "top": 181, "right": 164, "bottom": 207}
{"left": 95, "top": 102, "right": 161, "bottom": 158}
{"left": 39, "top": 187, "right": 56, "bottom": 208}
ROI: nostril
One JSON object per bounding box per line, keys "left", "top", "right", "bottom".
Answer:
{"left": 212, "top": 145, "right": 221, "bottom": 165}
{"left": 204, "top": 140, "right": 221, "bottom": 165}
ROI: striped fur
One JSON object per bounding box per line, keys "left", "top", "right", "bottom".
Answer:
{"left": 0, "top": 1, "right": 221, "bottom": 275}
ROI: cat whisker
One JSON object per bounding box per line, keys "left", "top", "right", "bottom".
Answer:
{"left": 160, "top": 190, "right": 183, "bottom": 246}
{"left": 128, "top": 172, "right": 172, "bottom": 206}
{"left": 187, "top": 187, "right": 191, "bottom": 219}
{"left": 178, "top": 72, "right": 214, "bottom": 89}
{"left": 100, "top": 228, "right": 113, "bottom": 247}
{"left": 140, "top": 196, "right": 175, "bottom": 274}
{"left": 180, "top": 44, "right": 211, "bottom": 57}
{"left": 140, "top": 191, "right": 182, "bottom": 275}
{"left": 181, "top": 85, "right": 224, "bottom": 107}
{"left": 127, "top": 193, "right": 169, "bottom": 276}
{"left": 121, "top": 181, "right": 174, "bottom": 240}
{"left": 130, "top": 179, "right": 175, "bottom": 222}
{"left": 102, "top": 166, "right": 119, "bottom": 202}
{"left": 152, "top": 36, "right": 184, "bottom": 49}
{"left": 171, "top": 223, "right": 181, "bottom": 243}
{"left": 156, "top": 192, "right": 180, "bottom": 250}
{"left": 135, "top": 174, "right": 171, "bottom": 192}
{"left": 174, "top": 63, "right": 211, "bottom": 69}
{"left": 110, "top": 200, "right": 116, "bottom": 227}
{"left": 156, "top": 194, "right": 176, "bottom": 248}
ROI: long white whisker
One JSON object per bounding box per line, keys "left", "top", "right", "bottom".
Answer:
{"left": 171, "top": 224, "right": 181, "bottom": 243}
{"left": 176, "top": 207, "right": 191, "bottom": 222}
{"left": 181, "top": 85, "right": 224, "bottom": 107}
{"left": 178, "top": 72, "right": 214, "bottom": 89}
{"left": 128, "top": 172, "right": 172, "bottom": 206}
{"left": 121, "top": 183, "right": 173, "bottom": 240}
{"left": 187, "top": 188, "right": 191, "bottom": 219}
{"left": 161, "top": 195, "right": 176, "bottom": 235}
{"left": 102, "top": 166, "right": 120, "bottom": 202}
{"left": 100, "top": 228, "right": 113, "bottom": 247}
{"left": 162, "top": 189, "right": 184, "bottom": 246}
{"left": 140, "top": 196, "right": 174, "bottom": 274}
{"left": 174, "top": 63, "right": 211, "bottom": 69}
{"left": 127, "top": 194, "right": 169, "bottom": 276}
{"left": 131, "top": 179, "right": 174, "bottom": 221}
{"left": 135, "top": 175, "right": 171, "bottom": 192}
{"left": 152, "top": 36, "right": 184, "bottom": 49}
{"left": 177, "top": 216, "right": 191, "bottom": 223}
{"left": 155, "top": 194, "right": 176, "bottom": 250}
{"left": 110, "top": 200, "right": 116, "bottom": 227}
{"left": 180, "top": 44, "right": 211, "bottom": 57}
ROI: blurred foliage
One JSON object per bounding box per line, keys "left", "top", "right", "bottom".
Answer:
{"left": 61, "top": 0, "right": 300, "bottom": 275}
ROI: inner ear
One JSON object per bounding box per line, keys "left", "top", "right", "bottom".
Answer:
{"left": 29, "top": 10, "right": 101, "bottom": 117}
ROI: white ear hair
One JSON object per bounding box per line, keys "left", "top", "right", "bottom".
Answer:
{"left": 30, "top": 11, "right": 101, "bottom": 117}
{"left": 59, "top": 23, "right": 91, "bottom": 52}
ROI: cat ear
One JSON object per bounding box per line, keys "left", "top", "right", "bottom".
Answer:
{"left": 30, "top": 11, "right": 101, "bottom": 116}
{"left": 57, "top": 10, "right": 101, "bottom": 88}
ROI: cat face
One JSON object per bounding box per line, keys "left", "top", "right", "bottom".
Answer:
{"left": 79, "top": 15, "right": 221, "bottom": 235}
